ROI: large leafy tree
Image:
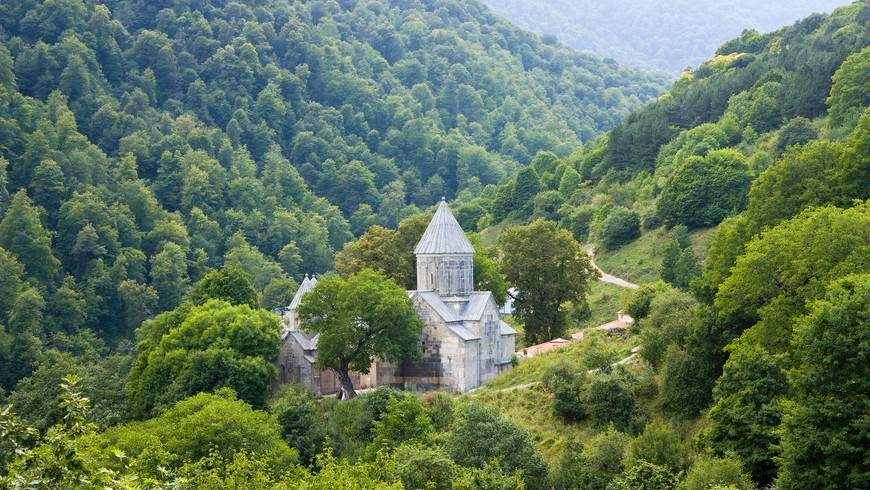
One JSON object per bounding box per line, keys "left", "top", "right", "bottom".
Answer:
{"left": 657, "top": 149, "right": 753, "bottom": 229}
{"left": 715, "top": 202, "right": 870, "bottom": 353}
{"left": 296, "top": 269, "right": 423, "bottom": 399}
{"left": 701, "top": 341, "right": 786, "bottom": 486}
{"left": 777, "top": 274, "right": 870, "bottom": 490}
{"left": 127, "top": 299, "right": 281, "bottom": 418}
{"left": 96, "top": 389, "right": 297, "bottom": 478}
{"left": 500, "top": 219, "right": 599, "bottom": 344}
{"left": 827, "top": 46, "right": 870, "bottom": 128}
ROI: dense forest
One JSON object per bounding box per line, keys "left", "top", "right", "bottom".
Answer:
{"left": 3, "top": 0, "right": 870, "bottom": 488}
{"left": 481, "top": 0, "right": 852, "bottom": 75}
{"left": 0, "top": 0, "right": 664, "bottom": 390}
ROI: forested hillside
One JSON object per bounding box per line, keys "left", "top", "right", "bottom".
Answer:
{"left": 3, "top": 0, "right": 870, "bottom": 488}
{"left": 459, "top": 1, "right": 870, "bottom": 488}
{"left": 0, "top": 0, "right": 665, "bottom": 387}
{"left": 481, "top": 0, "right": 852, "bottom": 75}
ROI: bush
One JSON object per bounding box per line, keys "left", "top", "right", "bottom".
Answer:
{"left": 555, "top": 426, "right": 630, "bottom": 489}
{"left": 268, "top": 385, "right": 325, "bottom": 465}
{"left": 623, "top": 281, "right": 672, "bottom": 321}
{"left": 626, "top": 419, "right": 693, "bottom": 474}
{"left": 597, "top": 206, "right": 641, "bottom": 249}
{"left": 657, "top": 149, "right": 752, "bottom": 229}
{"left": 638, "top": 288, "right": 698, "bottom": 370}
{"left": 392, "top": 444, "right": 455, "bottom": 490}
{"left": 447, "top": 403, "right": 549, "bottom": 489}
{"left": 367, "top": 395, "right": 432, "bottom": 457}
{"left": 561, "top": 205, "right": 596, "bottom": 242}
{"left": 96, "top": 390, "right": 298, "bottom": 478}
{"left": 658, "top": 346, "right": 711, "bottom": 418}
{"left": 679, "top": 455, "right": 756, "bottom": 490}
{"left": 607, "top": 460, "right": 677, "bottom": 490}
{"left": 422, "top": 391, "right": 454, "bottom": 432}
{"left": 582, "top": 373, "right": 636, "bottom": 431}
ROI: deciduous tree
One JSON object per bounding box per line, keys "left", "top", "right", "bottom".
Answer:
{"left": 296, "top": 269, "right": 423, "bottom": 399}
{"left": 500, "top": 219, "right": 599, "bottom": 344}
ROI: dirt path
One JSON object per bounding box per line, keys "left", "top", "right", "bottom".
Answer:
{"left": 588, "top": 249, "right": 639, "bottom": 289}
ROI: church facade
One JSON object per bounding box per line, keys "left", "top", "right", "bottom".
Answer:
{"left": 276, "top": 200, "right": 516, "bottom": 394}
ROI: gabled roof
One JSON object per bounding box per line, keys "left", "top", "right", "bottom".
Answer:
{"left": 459, "top": 292, "right": 493, "bottom": 322}
{"left": 287, "top": 330, "right": 319, "bottom": 351}
{"left": 414, "top": 200, "right": 475, "bottom": 255}
{"left": 289, "top": 274, "right": 317, "bottom": 310}
{"left": 414, "top": 291, "right": 461, "bottom": 323}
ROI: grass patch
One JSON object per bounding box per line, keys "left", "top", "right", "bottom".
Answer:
{"left": 591, "top": 225, "right": 720, "bottom": 285}
{"left": 591, "top": 228, "right": 669, "bottom": 285}
{"left": 477, "top": 219, "right": 511, "bottom": 248}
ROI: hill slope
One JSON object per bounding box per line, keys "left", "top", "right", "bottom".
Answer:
{"left": 481, "top": 0, "right": 853, "bottom": 75}
{"left": 0, "top": 0, "right": 666, "bottom": 365}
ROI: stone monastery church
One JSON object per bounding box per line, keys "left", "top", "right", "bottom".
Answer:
{"left": 276, "top": 200, "right": 517, "bottom": 395}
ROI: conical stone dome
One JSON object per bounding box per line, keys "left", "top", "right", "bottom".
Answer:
{"left": 415, "top": 200, "right": 475, "bottom": 295}
{"left": 414, "top": 200, "right": 475, "bottom": 255}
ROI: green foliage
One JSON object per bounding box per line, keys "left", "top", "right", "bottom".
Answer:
{"left": 7, "top": 349, "right": 127, "bottom": 432}
{"left": 0, "top": 190, "right": 61, "bottom": 288}
{"left": 775, "top": 117, "right": 818, "bottom": 155}
{"left": 657, "top": 346, "right": 710, "bottom": 418}
{"left": 391, "top": 444, "right": 455, "bottom": 490}
{"left": 269, "top": 385, "right": 325, "bottom": 466}
{"left": 261, "top": 277, "right": 300, "bottom": 310}
{"left": 658, "top": 150, "right": 752, "bottom": 229}
{"left": 447, "top": 402, "right": 549, "bottom": 489}
{"left": 367, "top": 395, "right": 432, "bottom": 457}
{"left": 127, "top": 300, "right": 281, "bottom": 418}
{"left": 679, "top": 455, "right": 756, "bottom": 490}
{"left": 626, "top": 419, "right": 693, "bottom": 474}
{"left": 827, "top": 46, "right": 870, "bottom": 128}
{"left": 623, "top": 281, "right": 672, "bottom": 321}
{"left": 422, "top": 391, "right": 455, "bottom": 432}
{"left": 606, "top": 460, "right": 677, "bottom": 490}
{"left": 297, "top": 269, "right": 423, "bottom": 398}
{"left": 715, "top": 202, "right": 870, "bottom": 353}
{"left": 660, "top": 240, "right": 701, "bottom": 290}
{"left": 555, "top": 426, "right": 630, "bottom": 490}
{"left": 596, "top": 207, "right": 641, "bottom": 250}
{"left": 500, "top": 219, "right": 599, "bottom": 344}
{"left": 1, "top": 375, "right": 143, "bottom": 490}
{"left": 777, "top": 274, "right": 870, "bottom": 490}
{"left": 189, "top": 265, "right": 258, "bottom": 309}
{"left": 743, "top": 140, "right": 848, "bottom": 233}
{"left": 319, "top": 396, "right": 374, "bottom": 462}
{"left": 701, "top": 342, "right": 786, "bottom": 486}
{"left": 638, "top": 288, "right": 698, "bottom": 370}
{"left": 468, "top": 232, "right": 508, "bottom": 306}
{"left": 289, "top": 449, "right": 400, "bottom": 489}
{"left": 582, "top": 372, "right": 636, "bottom": 431}
{"left": 96, "top": 390, "right": 297, "bottom": 478}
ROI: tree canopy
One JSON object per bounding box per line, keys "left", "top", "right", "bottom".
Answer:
{"left": 500, "top": 219, "right": 599, "bottom": 344}
{"left": 127, "top": 299, "right": 282, "bottom": 418}
{"left": 296, "top": 269, "right": 423, "bottom": 399}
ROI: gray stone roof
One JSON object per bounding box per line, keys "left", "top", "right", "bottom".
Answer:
{"left": 414, "top": 200, "right": 476, "bottom": 255}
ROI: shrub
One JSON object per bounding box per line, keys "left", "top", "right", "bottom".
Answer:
{"left": 597, "top": 206, "right": 641, "bottom": 249}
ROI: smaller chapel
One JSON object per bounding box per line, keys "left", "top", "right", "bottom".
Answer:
{"left": 276, "top": 200, "right": 516, "bottom": 394}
